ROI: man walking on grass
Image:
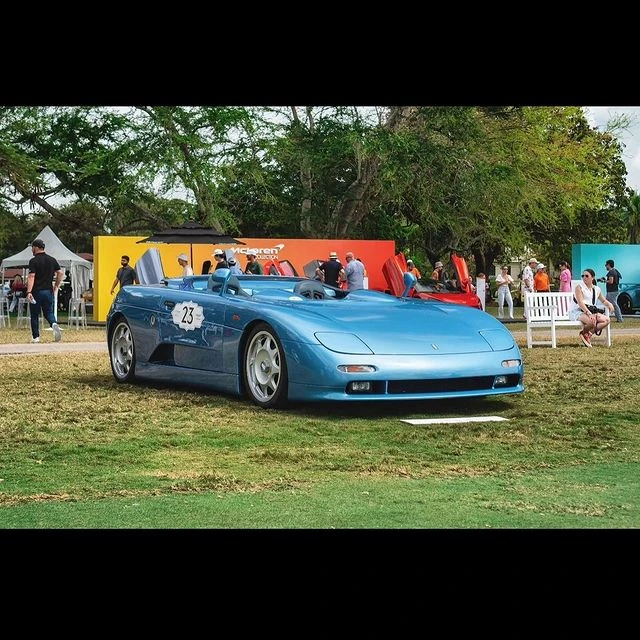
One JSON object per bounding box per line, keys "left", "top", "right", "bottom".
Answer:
{"left": 25, "top": 238, "right": 63, "bottom": 343}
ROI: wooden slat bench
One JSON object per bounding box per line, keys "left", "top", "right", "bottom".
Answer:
{"left": 524, "top": 291, "right": 611, "bottom": 348}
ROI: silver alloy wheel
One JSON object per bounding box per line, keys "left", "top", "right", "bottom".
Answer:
{"left": 245, "top": 328, "right": 282, "bottom": 404}
{"left": 111, "top": 320, "right": 134, "bottom": 381}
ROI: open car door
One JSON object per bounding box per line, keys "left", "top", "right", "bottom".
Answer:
{"left": 263, "top": 258, "right": 298, "bottom": 276}
{"left": 303, "top": 259, "right": 323, "bottom": 280}
{"left": 383, "top": 251, "right": 482, "bottom": 309}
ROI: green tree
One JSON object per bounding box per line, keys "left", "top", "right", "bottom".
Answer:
{"left": 0, "top": 105, "right": 633, "bottom": 271}
{"left": 0, "top": 106, "right": 154, "bottom": 238}
{"left": 620, "top": 190, "right": 640, "bottom": 243}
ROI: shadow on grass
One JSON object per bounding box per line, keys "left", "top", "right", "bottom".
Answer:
{"left": 85, "top": 371, "right": 515, "bottom": 419}
{"left": 287, "top": 397, "right": 515, "bottom": 419}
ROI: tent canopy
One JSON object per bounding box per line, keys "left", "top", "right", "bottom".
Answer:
{"left": 136, "top": 221, "right": 245, "bottom": 264}
{"left": 1, "top": 225, "right": 92, "bottom": 298}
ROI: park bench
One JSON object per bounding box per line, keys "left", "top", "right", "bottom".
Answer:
{"left": 524, "top": 291, "right": 611, "bottom": 348}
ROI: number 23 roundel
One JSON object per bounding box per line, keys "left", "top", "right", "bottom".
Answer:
{"left": 171, "top": 301, "right": 205, "bottom": 331}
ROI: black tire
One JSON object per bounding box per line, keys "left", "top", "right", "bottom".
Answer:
{"left": 109, "top": 318, "right": 136, "bottom": 383}
{"left": 243, "top": 322, "right": 289, "bottom": 408}
{"left": 617, "top": 293, "right": 632, "bottom": 315}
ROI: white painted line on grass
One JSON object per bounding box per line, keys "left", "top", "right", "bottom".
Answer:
{"left": 401, "top": 416, "right": 509, "bottom": 425}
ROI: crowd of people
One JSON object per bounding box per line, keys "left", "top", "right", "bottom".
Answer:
{"left": 489, "top": 256, "right": 623, "bottom": 347}
{"left": 313, "top": 251, "right": 367, "bottom": 290}
{"left": 6, "top": 236, "right": 624, "bottom": 352}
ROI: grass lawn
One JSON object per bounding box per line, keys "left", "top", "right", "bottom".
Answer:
{"left": 1, "top": 313, "right": 639, "bottom": 529}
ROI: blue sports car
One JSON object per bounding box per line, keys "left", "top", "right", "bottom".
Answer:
{"left": 616, "top": 283, "right": 640, "bottom": 315}
{"left": 107, "top": 268, "right": 524, "bottom": 409}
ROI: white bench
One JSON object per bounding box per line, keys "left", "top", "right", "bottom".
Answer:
{"left": 524, "top": 291, "right": 611, "bottom": 348}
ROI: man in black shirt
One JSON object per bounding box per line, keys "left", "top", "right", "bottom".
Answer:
{"left": 603, "top": 259, "right": 623, "bottom": 322}
{"left": 110, "top": 255, "right": 139, "bottom": 295}
{"left": 211, "top": 248, "right": 229, "bottom": 271}
{"left": 25, "top": 238, "right": 64, "bottom": 343}
{"left": 316, "top": 251, "right": 345, "bottom": 288}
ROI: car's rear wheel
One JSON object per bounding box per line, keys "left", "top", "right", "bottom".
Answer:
{"left": 110, "top": 318, "right": 136, "bottom": 382}
{"left": 617, "top": 293, "right": 632, "bottom": 315}
{"left": 243, "top": 322, "right": 288, "bottom": 408}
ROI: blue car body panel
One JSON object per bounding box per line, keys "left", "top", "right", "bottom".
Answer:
{"left": 616, "top": 283, "right": 640, "bottom": 315}
{"left": 106, "top": 270, "right": 524, "bottom": 405}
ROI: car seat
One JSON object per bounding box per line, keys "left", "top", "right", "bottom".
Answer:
{"left": 208, "top": 269, "right": 249, "bottom": 296}
{"left": 294, "top": 280, "right": 326, "bottom": 300}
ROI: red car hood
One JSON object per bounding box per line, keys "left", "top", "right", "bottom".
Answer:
{"left": 383, "top": 252, "right": 483, "bottom": 309}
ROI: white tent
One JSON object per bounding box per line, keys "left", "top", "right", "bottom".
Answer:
{"left": 1, "top": 225, "right": 92, "bottom": 300}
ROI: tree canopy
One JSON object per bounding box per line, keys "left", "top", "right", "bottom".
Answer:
{"left": 0, "top": 105, "right": 634, "bottom": 271}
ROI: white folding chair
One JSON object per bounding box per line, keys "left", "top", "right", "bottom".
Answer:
{"left": 68, "top": 297, "right": 87, "bottom": 329}
{"left": 0, "top": 295, "right": 10, "bottom": 328}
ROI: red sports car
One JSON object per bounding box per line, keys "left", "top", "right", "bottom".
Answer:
{"left": 383, "top": 251, "right": 483, "bottom": 309}
{"left": 262, "top": 258, "right": 299, "bottom": 276}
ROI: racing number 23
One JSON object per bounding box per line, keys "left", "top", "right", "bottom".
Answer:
{"left": 171, "top": 300, "right": 204, "bottom": 331}
{"left": 181, "top": 305, "right": 196, "bottom": 325}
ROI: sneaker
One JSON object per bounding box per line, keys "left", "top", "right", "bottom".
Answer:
{"left": 52, "top": 322, "right": 62, "bottom": 342}
{"left": 579, "top": 330, "right": 592, "bottom": 348}
{"left": 31, "top": 337, "right": 40, "bottom": 343}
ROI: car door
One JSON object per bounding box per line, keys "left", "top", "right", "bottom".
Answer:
{"left": 158, "top": 288, "right": 226, "bottom": 372}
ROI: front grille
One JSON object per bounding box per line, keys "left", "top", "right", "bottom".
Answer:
{"left": 387, "top": 374, "right": 520, "bottom": 394}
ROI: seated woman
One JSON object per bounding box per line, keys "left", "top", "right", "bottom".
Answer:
{"left": 570, "top": 268, "right": 614, "bottom": 348}
{"left": 8, "top": 274, "right": 27, "bottom": 312}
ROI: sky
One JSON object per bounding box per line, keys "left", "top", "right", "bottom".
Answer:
{"left": 584, "top": 106, "right": 640, "bottom": 193}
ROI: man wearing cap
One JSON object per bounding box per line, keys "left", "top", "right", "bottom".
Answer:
{"left": 211, "top": 248, "right": 229, "bottom": 272}
{"left": 244, "top": 250, "right": 263, "bottom": 275}
{"left": 177, "top": 253, "right": 193, "bottom": 277}
{"left": 521, "top": 258, "right": 537, "bottom": 297}
{"left": 316, "top": 251, "right": 344, "bottom": 288}
{"left": 25, "top": 238, "right": 64, "bottom": 343}
{"left": 534, "top": 263, "right": 550, "bottom": 292}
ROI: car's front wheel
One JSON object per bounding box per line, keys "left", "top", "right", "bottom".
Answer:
{"left": 617, "top": 293, "right": 632, "bottom": 315}
{"left": 109, "top": 318, "right": 136, "bottom": 383}
{"left": 243, "top": 322, "right": 289, "bottom": 408}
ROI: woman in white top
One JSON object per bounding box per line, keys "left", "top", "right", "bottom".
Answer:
{"left": 570, "top": 268, "right": 614, "bottom": 348}
{"left": 495, "top": 266, "right": 514, "bottom": 319}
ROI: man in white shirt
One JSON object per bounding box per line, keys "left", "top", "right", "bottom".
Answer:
{"left": 177, "top": 253, "right": 193, "bottom": 276}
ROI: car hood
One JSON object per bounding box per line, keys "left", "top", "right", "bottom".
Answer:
{"left": 307, "top": 298, "right": 514, "bottom": 355}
